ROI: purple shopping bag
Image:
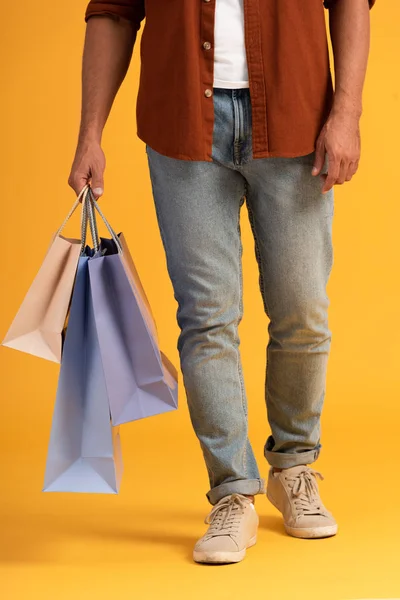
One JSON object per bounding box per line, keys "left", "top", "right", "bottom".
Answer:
{"left": 43, "top": 255, "right": 123, "bottom": 493}
{"left": 86, "top": 192, "right": 178, "bottom": 426}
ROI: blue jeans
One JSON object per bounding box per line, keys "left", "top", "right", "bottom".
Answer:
{"left": 145, "top": 87, "right": 334, "bottom": 505}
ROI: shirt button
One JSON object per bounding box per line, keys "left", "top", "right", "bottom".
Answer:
{"left": 204, "top": 89, "right": 213, "bottom": 98}
{"left": 202, "top": 41, "right": 211, "bottom": 50}
{"left": 203, "top": 0, "right": 211, "bottom": 3}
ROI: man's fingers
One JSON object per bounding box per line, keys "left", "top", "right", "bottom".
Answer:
{"left": 347, "top": 160, "right": 359, "bottom": 181}
{"left": 69, "top": 173, "right": 104, "bottom": 201}
{"left": 337, "top": 160, "right": 348, "bottom": 185}
{"left": 89, "top": 169, "right": 104, "bottom": 200}
{"left": 68, "top": 142, "right": 106, "bottom": 202}
{"left": 322, "top": 154, "right": 340, "bottom": 193}
{"left": 90, "top": 179, "right": 104, "bottom": 200}
{"left": 312, "top": 140, "right": 326, "bottom": 176}
{"left": 322, "top": 158, "right": 358, "bottom": 190}
{"left": 68, "top": 175, "right": 89, "bottom": 198}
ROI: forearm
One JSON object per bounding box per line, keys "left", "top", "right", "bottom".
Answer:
{"left": 329, "top": 0, "right": 371, "bottom": 119}
{"left": 79, "top": 15, "right": 136, "bottom": 143}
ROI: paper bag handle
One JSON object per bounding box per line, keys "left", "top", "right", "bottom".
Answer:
{"left": 86, "top": 187, "right": 123, "bottom": 255}
{"left": 55, "top": 184, "right": 92, "bottom": 254}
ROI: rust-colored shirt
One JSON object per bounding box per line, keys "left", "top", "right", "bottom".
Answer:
{"left": 84, "top": 0, "right": 375, "bottom": 161}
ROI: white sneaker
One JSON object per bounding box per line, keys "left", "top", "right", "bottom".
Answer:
{"left": 193, "top": 493, "right": 258, "bottom": 564}
{"left": 267, "top": 465, "right": 338, "bottom": 538}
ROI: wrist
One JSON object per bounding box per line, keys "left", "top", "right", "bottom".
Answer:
{"left": 331, "top": 91, "right": 363, "bottom": 121}
{"left": 78, "top": 126, "right": 102, "bottom": 145}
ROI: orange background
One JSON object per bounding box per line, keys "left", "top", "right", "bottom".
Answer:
{"left": 1, "top": 2, "right": 399, "bottom": 599}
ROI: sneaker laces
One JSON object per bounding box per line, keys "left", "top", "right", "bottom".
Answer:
{"left": 204, "top": 493, "right": 250, "bottom": 536}
{"left": 284, "top": 468, "right": 325, "bottom": 517}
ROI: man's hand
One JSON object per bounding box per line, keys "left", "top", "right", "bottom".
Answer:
{"left": 316, "top": 0, "right": 371, "bottom": 194}
{"left": 312, "top": 109, "right": 361, "bottom": 194}
{"left": 68, "top": 137, "right": 106, "bottom": 200}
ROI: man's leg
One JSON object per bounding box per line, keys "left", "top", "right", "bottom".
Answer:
{"left": 146, "top": 88, "right": 266, "bottom": 564}
{"left": 145, "top": 139, "right": 264, "bottom": 506}
{"left": 240, "top": 147, "right": 337, "bottom": 537}
{"left": 241, "top": 151, "right": 334, "bottom": 467}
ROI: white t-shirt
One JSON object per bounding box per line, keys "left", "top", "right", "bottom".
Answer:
{"left": 213, "top": 0, "right": 249, "bottom": 89}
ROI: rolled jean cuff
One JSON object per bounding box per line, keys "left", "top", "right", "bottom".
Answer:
{"left": 264, "top": 445, "right": 321, "bottom": 469}
{"left": 206, "top": 477, "right": 266, "bottom": 505}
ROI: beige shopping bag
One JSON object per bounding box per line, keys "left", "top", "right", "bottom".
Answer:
{"left": 1, "top": 184, "right": 92, "bottom": 362}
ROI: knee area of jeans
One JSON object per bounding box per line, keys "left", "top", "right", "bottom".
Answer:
{"left": 270, "top": 325, "right": 332, "bottom": 351}
{"left": 268, "top": 309, "right": 332, "bottom": 351}
{"left": 177, "top": 307, "right": 242, "bottom": 345}
{"left": 270, "top": 297, "right": 329, "bottom": 330}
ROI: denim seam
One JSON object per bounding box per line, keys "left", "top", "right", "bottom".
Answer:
{"left": 147, "top": 159, "right": 184, "bottom": 351}
{"left": 236, "top": 193, "right": 248, "bottom": 477}
{"left": 147, "top": 158, "right": 169, "bottom": 258}
{"left": 201, "top": 440, "right": 216, "bottom": 489}
{"left": 245, "top": 189, "right": 276, "bottom": 465}
{"left": 245, "top": 189, "right": 271, "bottom": 319}
{"left": 245, "top": 188, "right": 273, "bottom": 410}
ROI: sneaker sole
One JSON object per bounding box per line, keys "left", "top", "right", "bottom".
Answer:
{"left": 284, "top": 524, "right": 338, "bottom": 539}
{"left": 266, "top": 490, "right": 338, "bottom": 539}
{"left": 193, "top": 534, "right": 257, "bottom": 564}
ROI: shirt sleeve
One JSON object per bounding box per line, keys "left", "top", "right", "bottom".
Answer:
{"left": 84, "top": 1, "right": 145, "bottom": 26}
{"left": 324, "top": 0, "right": 376, "bottom": 8}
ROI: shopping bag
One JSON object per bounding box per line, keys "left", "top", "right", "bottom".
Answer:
{"left": 43, "top": 255, "right": 123, "bottom": 493}
{"left": 2, "top": 184, "right": 91, "bottom": 362}
{"left": 86, "top": 191, "right": 178, "bottom": 426}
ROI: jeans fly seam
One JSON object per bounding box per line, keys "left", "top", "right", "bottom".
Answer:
{"left": 232, "top": 91, "right": 242, "bottom": 167}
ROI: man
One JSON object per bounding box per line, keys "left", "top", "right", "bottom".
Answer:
{"left": 69, "top": 0, "right": 374, "bottom": 564}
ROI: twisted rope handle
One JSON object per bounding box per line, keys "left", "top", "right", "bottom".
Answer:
{"left": 85, "top": 190, "right": 100, "bottom": 254}
{"left": 80, "top": 193, "right": 89, "bottom": 254}
{"left": 87, "top": 187, "right": 123, "bottom": 255}
{"left": 55, "top": 184, "right": 92, "bottom": 254}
